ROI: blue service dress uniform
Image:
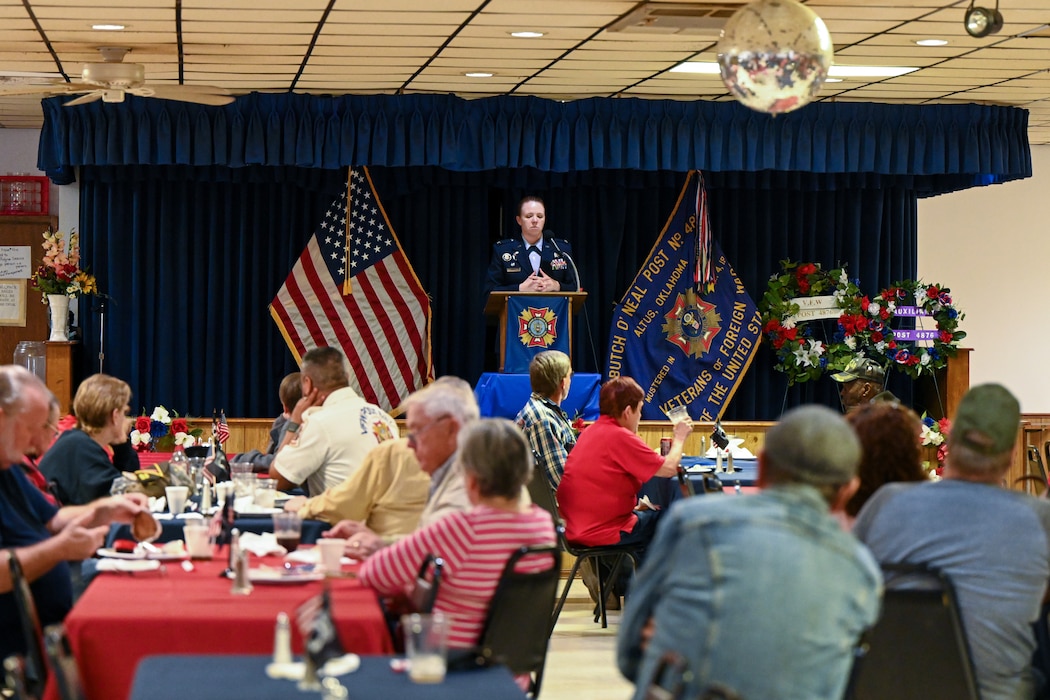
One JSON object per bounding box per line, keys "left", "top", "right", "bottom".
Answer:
{"left": 483, "top": 237, "right": 579, "bottom": 295}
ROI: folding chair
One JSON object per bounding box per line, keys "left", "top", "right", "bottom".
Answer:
{"left": 471, "top": 545, "right": 561, "bottom": 697}
{"left": 846, "top": 563, "right": 980, "bottom": 700}
{"left": 1030, "top": 444, "right": 1049, "bottom": 488}
{"left": 8, "top": 551, "right": 47, "bottom": 699}
{"left": 42, "top": 625, "right": 85, "bottom": 700}
{"left": 535, "top": 477, "right": 641, "bottom": 629}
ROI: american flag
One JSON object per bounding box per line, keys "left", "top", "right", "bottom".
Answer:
{"left": 217, "top": 410, "right": 230, "bottom": 446}
{"left": 270, "top": 168, "right": 433, "bottom": 412}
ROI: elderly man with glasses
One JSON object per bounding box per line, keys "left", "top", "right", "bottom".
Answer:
{"left": 325, "top": 376, "right": 480, "bottom": 559}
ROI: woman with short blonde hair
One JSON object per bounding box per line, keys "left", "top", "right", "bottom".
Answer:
{"left": 39, "top": 374, "right": 133, "bottom": 505}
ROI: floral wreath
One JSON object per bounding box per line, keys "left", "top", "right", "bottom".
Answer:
{"left": 760, "top": 261, "right": 965, "bottom": 384}
{"left": 867, "top": 281, "right": 965, "bottom": 379}
{"left": 759, "top": 260, "right": 863, "bottom": 385}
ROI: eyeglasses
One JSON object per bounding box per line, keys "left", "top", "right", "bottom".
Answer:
{"left": 405, "top": 415, "right": 450, "bottom": 443}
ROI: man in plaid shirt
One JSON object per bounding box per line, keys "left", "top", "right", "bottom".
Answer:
{"left": 515, "top": 351, "right": 577, "bottom": 489}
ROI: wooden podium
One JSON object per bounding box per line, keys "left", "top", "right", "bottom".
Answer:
{"left": 484, "top": 291, "right": 587, "bottom": 372}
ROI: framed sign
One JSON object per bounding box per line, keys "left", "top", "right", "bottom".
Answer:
{"left": 0, "top": 279, "right": 27, "bottom": 327}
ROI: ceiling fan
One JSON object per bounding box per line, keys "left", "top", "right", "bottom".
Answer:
{"left": 0, "top": 47, "right": 234, "bottom": 106}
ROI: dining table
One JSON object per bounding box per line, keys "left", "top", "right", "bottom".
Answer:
{"left": 105, "top": 513, "right": 330, "bottom": 548}
{"left": 128, "top": 654, "right": 529, "bottom": 699}
{"left": 49, "top": 551, "right": 393, "bottom": 700}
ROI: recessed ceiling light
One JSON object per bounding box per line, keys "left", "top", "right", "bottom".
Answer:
{"left": 825, "top": 78, "right": 843, "bottom": 83}
{"left": 670, "top": 61, "right": 918, "bottom": 78}
{"left": 465, "top": 72, "right": 493, "bottom": 78}
{"left": 511, "top": 31, "right": 544, "bottom": 38}
{"left": 916, "top": 38, "right": 948, "bottom": 46}
{"left": 92, "top": 23, "right": 125, "bottom": 31}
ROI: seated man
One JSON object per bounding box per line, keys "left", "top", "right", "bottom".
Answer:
{"left": 515, "top": 350, "right": 577, "bottom": 488}
{"left": 831, "top": 357, "right": 896, "bottom": 411}
{"left": 855, "top": 383, "right": 1050, "bottom": 700}
{"left": 325, "top": 376, "right": 480, "bottom": 559}
{"left": 618, "top": 405, "right": 881, "bottom": 700}
{"left": 283, "top": 437, "right": 429, "bottom": 541}
{"left": 0, "top": 365, "right": 149, "bottom": 659}
{"left": 269, "top": 347, "right": 398, "bottom": 495}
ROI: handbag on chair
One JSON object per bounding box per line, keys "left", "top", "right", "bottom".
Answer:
{"left": 409, "top": 554, "right": 445, "bottom": 613}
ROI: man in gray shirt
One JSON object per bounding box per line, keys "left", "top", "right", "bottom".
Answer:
{"left": 855, "top": 383, "right": 1050, "bottom": 700}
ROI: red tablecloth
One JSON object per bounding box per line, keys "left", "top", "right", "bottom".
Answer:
{"left": 53, "top": 554, "right": 392, "bottom": 700}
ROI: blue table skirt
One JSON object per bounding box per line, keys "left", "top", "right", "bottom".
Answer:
{"left": 105, "top": 516, "right": 330, "bottom": 547}
{"left": 475, "top": 372, "right": 600, "bottom": 420}
{"left": 129, "top": 654, "right": 528, "bottom": 700}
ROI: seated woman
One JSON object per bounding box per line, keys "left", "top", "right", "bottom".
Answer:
{"left": 358, "top": 418, "right": 556, "bottom": 652}
{"left": 556, "top": 376, "right": 691, "bottom": 555}
{"left": 38, "top": 374, "right": 133, "bottom": 505}
{"left": 842, "top": 401, "right": 928, "bottom": 527}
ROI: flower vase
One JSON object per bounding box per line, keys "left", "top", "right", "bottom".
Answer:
{"left": 47, "top": 294, "right": 70, "bottom": 342}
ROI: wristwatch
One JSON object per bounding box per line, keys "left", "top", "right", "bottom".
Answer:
{"left": 286, "top": 421, "right": 301, "bottom": 434}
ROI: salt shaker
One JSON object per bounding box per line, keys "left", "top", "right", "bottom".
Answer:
{"left": 229, "top": 529, "right": 253, "bottom": 595}
{"left": 273, "top": 612, "right": 292, "bottom": 665}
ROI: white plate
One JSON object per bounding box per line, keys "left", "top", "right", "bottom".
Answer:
{"left": 235, "top": 506, "right": 283, "bottom": 516}
{"left": 96, "top": 559, "right": 162, "bottom": 573}
{"left": 229, "top": 566, "right": 325, "bottom": 584}
{"left": 96, "top": 548, "right": 188, "bottom": 561}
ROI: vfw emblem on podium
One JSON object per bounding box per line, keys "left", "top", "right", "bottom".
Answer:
{"left": 518, "top": 306, "right": 559, "bottom": 348}
{"left": 662, "top": 289, "right": 722, "bottom": 359}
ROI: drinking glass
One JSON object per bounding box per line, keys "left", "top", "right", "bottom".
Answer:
{"left": 272, "top": 512, "right": 302, "bottom": 552}
{"left": 402, "top": 612, "right": 449, "bottom": 684}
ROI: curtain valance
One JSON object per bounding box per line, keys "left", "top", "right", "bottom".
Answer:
{"left": 39, "top": 93, "right": 1031, "bottom": 193}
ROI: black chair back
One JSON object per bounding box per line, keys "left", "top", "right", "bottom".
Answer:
{"left": 43, "top": 625, "right": 85, "bottom": 700}
{"left": 1029, "top": 444, "right": 1048, "bottom": 486}
{"left": 847, "top": 563, "right": 979, "bottom": 700}
{"left": 526, "top": 468, "right": 559, "bottom": 522}
{"left": 3, "top": 654, "right": 38, "bottom": 700}
{"left": 474, "top": 545, "right": 561, "bottom": 695}
{"left": 409, "top": 554, "right": 444, "bottom": 614}
{"left": 8, "top": 551, "right": 47, "bottom": 699}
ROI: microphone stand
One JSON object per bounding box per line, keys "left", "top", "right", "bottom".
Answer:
{"left": 96, "top": 295, "right": 108, "bottom": 374}
{"left": 547, "top": 233, "right": 601, "bottom": 375}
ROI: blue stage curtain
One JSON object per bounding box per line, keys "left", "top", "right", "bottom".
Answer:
{"left": 40, "top": 94, "right": 1031, "bottom": 194}
{"left": 79, "top": 164, "right": 917, "bottom": 419}
{"left": 78, "top": 165, "right": 346, "bottom": 417}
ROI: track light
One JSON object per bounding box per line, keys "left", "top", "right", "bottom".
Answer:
{"left": 964, "top": 0, "right": 1003, "bottom": 38}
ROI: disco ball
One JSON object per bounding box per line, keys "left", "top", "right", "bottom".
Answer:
{"left": 716, "top": 0, "right": 834, "bottom": 115}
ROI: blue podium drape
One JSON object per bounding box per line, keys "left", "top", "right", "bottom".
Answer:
{"left": 503, "top": 295, "right": 570, "bottom": 374}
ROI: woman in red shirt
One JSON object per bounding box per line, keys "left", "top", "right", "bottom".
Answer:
{"left": 557, "top": 376, "right": 691, "bottom": 553}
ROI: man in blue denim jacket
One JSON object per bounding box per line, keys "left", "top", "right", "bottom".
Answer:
{"left": 617, "top": 404, "right": 882, "bottom": 700}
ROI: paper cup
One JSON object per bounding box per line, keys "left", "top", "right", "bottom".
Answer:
{"left": 165, "top": 486, "right": 189, "bottom": 515}
{"left": 317, "top": 538, "right": 345, "bottom": 574}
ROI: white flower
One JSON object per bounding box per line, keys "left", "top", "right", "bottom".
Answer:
{"left": 130, "top": 430, "right": 151, "bottom": 448}
{"left": 914, "top": 289, "right": 925, "bottom": 307}
{"left": 173, "top": 431, "right": 194, "bottom": 447}
{"left": 845, "top": 336, "right": 857, "bottom": 350}
{"left": 839, "top": 270, "right": 849, "bottom": 286}
{"left": 920, "top": 424, "right": 945, "bottom": 447}
{"left": 887, "top": 301, "right": 896, "bottom": 313}
{"left": 920, "top": 352, "right": 932, "bottom": 366}
{"left": 781, "top": 317, "right": 796, "bottom": 329}
{"left": 867, "top": 301, "right": 881, "bottom": 316}
{"left": 875, "top": 341, "right": 887, "bottom": 352}
{"left": 793, "top": 339, "right": 825, "bottom": 368}
{"left": 150, "top": 405, "right": 171, "bottom": 424}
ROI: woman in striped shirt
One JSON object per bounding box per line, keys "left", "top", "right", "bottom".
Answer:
{"left": 359, "top": 417, "right": 556, "bottom": 650}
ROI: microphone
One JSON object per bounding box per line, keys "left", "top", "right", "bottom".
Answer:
{"left": 546, "top": 232, "right": 601, "bottom": 375}
{"left": 545, "top": 232, "right": 580, "bottom": 293}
